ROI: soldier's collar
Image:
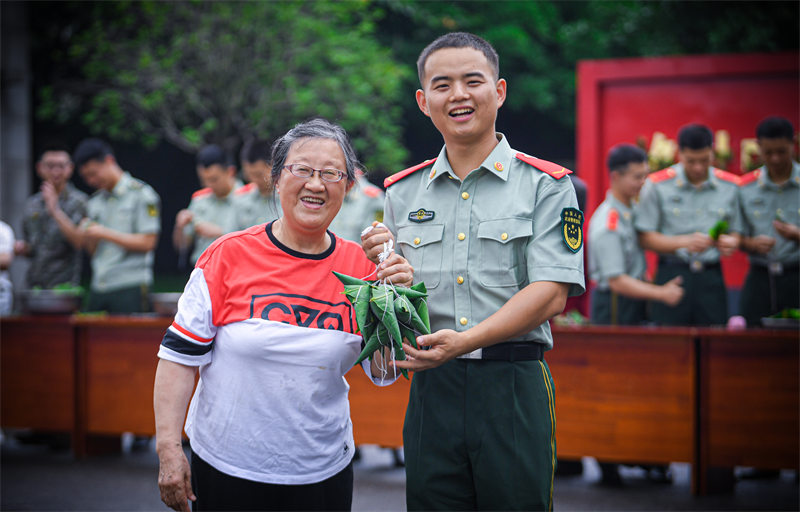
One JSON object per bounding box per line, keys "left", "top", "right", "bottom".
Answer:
{"left": 761, "top": 161, "right": 800, "bottom": 189}
{"left": 110, "top": 171, "right": 132, "bottom": 197}
{"left": 426, "top": 133, "right": 511, "bottom": 188}
{"left": 606, "top": 190, "right": 632, "bottom": 213}
{"left": 674, "top": 163, "right": 714, "bottom": 189}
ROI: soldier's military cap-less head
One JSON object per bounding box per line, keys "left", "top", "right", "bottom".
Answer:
{"left": 196, "top": 144, "right": 237, "bottom": 199}
{"left": 677, "top": 124, "right": 715, "bottom": 185}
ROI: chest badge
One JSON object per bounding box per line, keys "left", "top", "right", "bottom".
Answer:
{"left": 408, "top": 209, "right": 435, "bottom": 223}
{"left": 561, "top": 207, "right": 584, "bottom": 253}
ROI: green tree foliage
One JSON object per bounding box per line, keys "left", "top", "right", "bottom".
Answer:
{"left": 33, "top": 1, "right": 410, "bottom": 174}
{"left": 376, "top": 0, "right": 798, "bottom": 138}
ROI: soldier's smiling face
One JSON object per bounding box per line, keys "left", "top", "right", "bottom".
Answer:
{"left": 415, "top": 47, "right": 506, "bottom": 146}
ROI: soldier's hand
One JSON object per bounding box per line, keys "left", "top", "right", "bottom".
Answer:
{"left": 13, "top": 240, "right": 29, "bottom": 256}
{"left": 175, "top": 210, "right": 194, "bottom": 229}
{"left": 716, "top": 233, "right": 739, "bottom": 257}
{"left": 194, "top": 222, "right": 223, "bottom": 239}
{"left": 660, "top": 276, "right": 684, "bottom": 307}
{"left": 686, "top": 232, "right": 713, "bottom": 254}
{"left": 748, "top": 234, "right": 776, "bottom": 254}
{"left": 41, "top": 182, "right": 60, "bottom": 214}
{"left": 394, "top": 329, "right": 464, "bottom": 372}
{"left": 377, "top": 252, "right": 413, "bottom": 287}
{"left": 773, "top": 220, "right": 800, "bottom": 242}
{"left": 361, "top": 221, "right": 394, "bottom": 265}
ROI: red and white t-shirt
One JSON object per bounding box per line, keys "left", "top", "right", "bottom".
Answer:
{"left": 158, "top": 222, "right": 391, "bottom": 484}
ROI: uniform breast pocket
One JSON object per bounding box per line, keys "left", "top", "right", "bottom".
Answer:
{"left": 477, "top": 218, "right": 531, "bottom": 287}
{"left": 397, "top": 224, "right": 444, "bottom": 289}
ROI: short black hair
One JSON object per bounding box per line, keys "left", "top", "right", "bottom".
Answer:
{"left": 196, "top": 144, "right": 232, "bottom": 168}
{"left": 607, "top": 144, "right": 647, "bottom": 173}
{"left": 417, "top": 32, "right": 500, "bottom": 85}
{"left": 73, "top": 138, "right": 113, "bottom": 169}
{"left": 756, "top": 116, "right": 794, "bottom": 141}
{"left": 677, "top": 124, "right": 713, "bottom": 150}
{"left": 38, "top": 140, "right": 72, "bottom": 160}
{"left": 240, "top": 139, "right": 272, "bottom": 165}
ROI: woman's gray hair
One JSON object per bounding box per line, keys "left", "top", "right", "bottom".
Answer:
{"left": 270, "top": 118, "right": 361, "bottom": 186}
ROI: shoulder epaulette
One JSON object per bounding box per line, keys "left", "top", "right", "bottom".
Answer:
{"left": 738, "top": 169, "right": 761, "bottom": 186}
{"left": 362, "top": 184, "right": 383, "bottom": 198}
{"left": 648, "top": 167, "right": 676, "bottom": 183}
{"left": 607, "top": 208, "right": 619, "bottom": 231}
{"left": 384, "top": 158, "right": 437, "bottom": 188}
{"left": 192, "top": 187, "right": 213, "bottom": 199}
{"left": 713, "top": 168, "right": 740, "bottom": 185}
{"left": 235, "top": 183, "right": 257, "bottom": 195}
{"left": 515, "top": 153, "right": 572, "bottom": 179}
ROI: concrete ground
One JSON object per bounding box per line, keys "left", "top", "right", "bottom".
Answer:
{"left": 1, "top": 434, "right": 797, "bottom": 511}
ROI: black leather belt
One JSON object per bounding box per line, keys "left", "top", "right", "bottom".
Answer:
{"left": 482, "top": 342, "right": 544, "bottom": 361}
{"left": 658, "top": 257, "right": 720, "bottom": 272}
{"left": 750, "top": 260, "right": 800, "bottom": 272}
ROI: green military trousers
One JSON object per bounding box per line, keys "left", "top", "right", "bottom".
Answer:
{"left": 403, "top": 357, "right": 556, "bottom": 511}
{"left": 652, "top": 262, "right": 727, "bottom": 326}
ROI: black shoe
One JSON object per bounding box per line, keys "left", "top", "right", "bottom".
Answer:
{"left": 555, "top": 459, "right": 584, "bottom": 476}
{"left": 647, "top": 465, "right": 673, "bottom": 484}
{"left": 599, "top": 463, "right": 623, "bottom": 486}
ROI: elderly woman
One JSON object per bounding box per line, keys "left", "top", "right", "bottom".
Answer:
{"left": 154, "top": 119, "right": 412, "bottom": 512}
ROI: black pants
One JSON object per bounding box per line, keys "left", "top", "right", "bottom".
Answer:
{"left": 652, "top": 262, "right": 727, "bottom": 326}
{"left": 85, "top": 284, "right": 150, "bottom": 314}
{"left": 191, "top": 450, "right": 353, "bottom": 511}
{"left": 590, "top": 288, "right": 648, "bottom": 325}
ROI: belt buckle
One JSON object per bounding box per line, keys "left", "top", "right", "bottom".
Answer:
{"left": 768, "top": 262, "right": 784, "bottom": 276}
{"left": 690, "top": 260, "right": 704, "bottom": 273}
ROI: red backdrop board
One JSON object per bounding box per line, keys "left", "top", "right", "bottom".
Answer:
{"left": 576, "top": 52, "right": 800, "bottom": 291}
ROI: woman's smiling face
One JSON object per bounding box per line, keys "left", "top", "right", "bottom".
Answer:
{"left": 275, "top": 137, "right": 351, "bottom": 236}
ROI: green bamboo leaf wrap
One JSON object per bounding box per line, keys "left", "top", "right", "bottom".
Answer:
{"left": 355, "top": 330, "right": 382, "bottom": 365}
{"left": 399, "top": 324, "right": 419, "bottom": 350}
{"left": 369, "top": 284, "right": 403, "bottom": 345}
{"left": 332, "top": 271, "right": 370, "bottom": 286}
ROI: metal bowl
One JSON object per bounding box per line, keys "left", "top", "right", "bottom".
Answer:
{"left": 149, "top": 292, "right": 181, "bottom": 316}
{"left": 20, "top": 289, "right": 83, "bottom": 314}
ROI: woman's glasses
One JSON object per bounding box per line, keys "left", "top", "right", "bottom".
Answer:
{"left": 283, "top": 164, "right": 345, "bottom": 183}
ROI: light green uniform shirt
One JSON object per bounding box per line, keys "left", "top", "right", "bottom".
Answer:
{"left": 588, "top": 191, "right": 646, "bottom": 290}
{"left": 86, "top": 172, "right": 161, "bottom": 292}
{"left": 384, "top": 134, "right": 585, "bottom": 354}
{"left": 634, "top": 163, "right": 742, "bottom": 263}
{"left": 233, "top": 184, "right": 281, "bottom": 230}
{"left": 328, "top": 176, "right": 384, "bottom": 242}
{"left": 185, "top": 179, "right": 243, "bottom": 263}
{"left": 739, "top": 161, "right": 800, "bottom": 266}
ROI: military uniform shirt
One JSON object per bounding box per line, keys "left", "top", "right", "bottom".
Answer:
{"left": 739, "top": 161, "right": 800, "bottom": 266}
{"left": 233, "top": 183, "right": 281, "bottom": 230}
{"left": 634, "top": 163, "right": 742, "bottom": 263}
{"left": 86, "top": 172, "right": 161, "bottom": 292}
{"left": 185, "top": 179, "right": 243, "bottom": 263}
{"left": 328, "top": 177, "right": 385, "bottom": 242}
{"left": 588, "top": 191, "right": 646, "bottom": 290}
{"left": 384, "top": 134, "right": 585, "bottom": 354}
{"left": 22, "top": 182, "right": 88, "bottom": 288}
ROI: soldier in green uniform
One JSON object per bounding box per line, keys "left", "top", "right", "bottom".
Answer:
{"left": 328, "top": 171, "right": 384, "bottom": 242}
{"left": 173, "top": 145, "right": 243, "bottom": 265}
{"left": 588, "top": 143, "right": 684, "bottom": 485}
{"left": 635, "top": 124, "right": 741, "bottom": 326}
{"left": 362, "top": 32, "right": 584, "bottom": 511}
{"left": 589, "top": 144, "right": 684, "bottom": 326}
{"left": 234, "top": 138, "right": 281, "bottom": 230}
{"left": 739, "top": 116, "right": 800, "bottom": 326}
{"left": 74, "top": 138, "right": 161, "bottom": 313}
{"left": 15, "top": 144, "right": 88, "bottom": 288}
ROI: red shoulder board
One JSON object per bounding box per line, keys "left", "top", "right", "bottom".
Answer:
{"left": 713, "top": 168, "right": 740, "bottom": 185}
{"left": 362, "top": 184, "right": 382, "bottom": 198}
{"left": 192, "top": 187, "right": 213, "bottom": 199}
{"left": 738, "top": 169, "right": 761, "bottom": 186}
{"left": 515, "top": 153, "right": 572, "bottom": 179}
{"left": 384, "top": 158, "right": 437, "bottom": 188}
{"left": 235, "top": 183, "right": 257, "bottom": 195}
{"left": 607, "top": 208, "right": 619, "bottom": 231}
{"left": 648, "top": 167, "right": 676, "bottom": 183}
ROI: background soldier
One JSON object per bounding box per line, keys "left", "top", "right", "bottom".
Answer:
{"left": 739, "top": 116, "right": 800, "bottom": 326}
{"left": 173, "top": 144, "right": 242, "bottom": 265}
{"left": 235, "top": 138, "right": 281, "bottom": 230}
{"left": 635, "top": 124, "right": 741, "bottom": 326}
{"left": 15, "top": 143, "right": 88, "bottom": 289}
{"left": 75, "top": 138, "right": 161, "bottom": 313}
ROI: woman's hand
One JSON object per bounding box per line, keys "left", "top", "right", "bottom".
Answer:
{"left": 361, "top": 222, "right": 395, "bottom": 265}
{"left": 157, "top": 444, "right": 196, "bottom": 512}
{"left": 376, "top": 252, "right": 413, "bottom": 287}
